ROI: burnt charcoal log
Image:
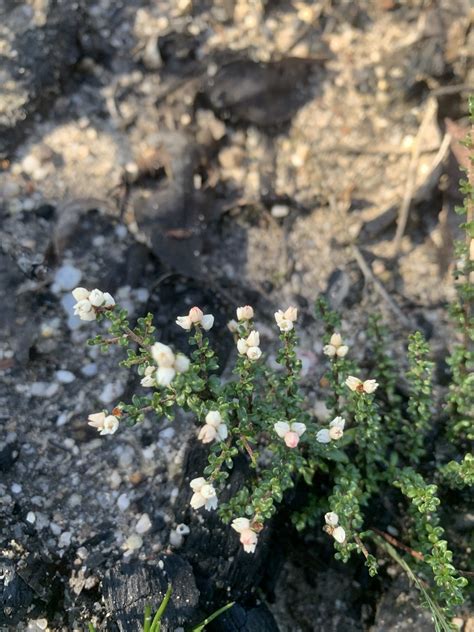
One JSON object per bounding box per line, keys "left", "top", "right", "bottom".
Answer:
{"left": 102, "top": 555, "right": 199, "bottom": 632}
{"left": 209, "top": 603, "right": 278, "bottom": 632}
{"left": 173, "top": 443, "right": 282, "bottom": 626}
{"left": 0, "top": 552, "right": 60, "bottom": 626}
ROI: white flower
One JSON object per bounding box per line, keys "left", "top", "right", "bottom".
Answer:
{"left": 140, "top": 374, "right": 156, "bottom": 387}
{"left": 345, "top": 376, "right": 379, "bottom": 394}
{"left": 237, "top": 330, "right": 262, "bottom": 360}
{"left": 72, "top": 287, "right": 90, "bottom": 301}
{"left": 198, "top": 410, "right": 228, "bottom": 444}
{"left": 176, "top": 307, "right": 214, "bottom": 331}
{"left": 231, "top": 517, "right": 258, "bottom": 553}
{"left": 237, "top": 338, "right": 248, "bottom": 355}
{"left": 274, "top": 307, "right": 297, "bottom": 332}
{"left": 246, "top": 330, "right": 260, "bottom": 347}
{"left": 323, "top": 511, "right": 346, "bottom": 544}
{"left": 73, "top": 298, "right": 96, "bottom": 321}
{"left": 317, "top": 417, "right": 345, "bottom": 443}
{"left": 88, "top": 412, "right": 119, "bottom": 435}
{"left": 236, "top": 305, "right": 254, "bottom": 321}
{"left": 176, "top": 315, "right": 192, "bottom": 330}
{"left": 333, "top": 526, "right": 346, "bottom": 543}
{"left": 189, "top": 477, "right": 218, "bottom": 511}
{"left": 156, "top": 366, "right": 176, "bottom": 387}
{"left": 88, "top": 289, "right": 105, "bottom": 307}
{"left": 201, "top": 314, "right": 214, "bottom": 331}
{"left": 274, "top": 421, "right": 306, "bottom": 448}
{"left": 72, "top": 287, "right": 115, "bottom": 321}
{"left": 227, "top": 319, "right": 238, "bottom": 333}
{"left": 151, "top": 342, "right": 175, "bottom": 368}
{"left": 174, "top": 353, "right": 190, "bottom": 373}
{"left": 324, "top": 512, "right": 339, "bottom": 526}
{"left": 103, "top": 292, "right": 116, "bottom": 307}
{"left": 323, "top": 333, "right": 349, "bottom": 358}
{"left": 247, "top": 346, "right": 262, "bottom": 361}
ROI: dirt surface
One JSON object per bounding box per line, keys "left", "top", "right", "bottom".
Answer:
{"left": 1, "top": 0, "right": 473, "bottom": 630}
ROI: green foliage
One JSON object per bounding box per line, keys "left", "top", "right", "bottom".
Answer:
{"left": 402, "top": 331, "right": 434, "bottom": 463}
{"left": 394, "top": 468, "right": 468, "bottom": 613}
{"left": 440, "top": 453, "right": 474, "bottom": 489}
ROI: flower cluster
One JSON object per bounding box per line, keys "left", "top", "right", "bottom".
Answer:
{"left": 274, "top": 421, "right": 306, "bottom": 448}
{"left": 316, "top": 416, "right": 345, "bottom": 444}
{"left": 198, "top": 410, "right": 228, "bottom": 444}
{"left": 237, "top": 330, "right": 262, "bottom": 360}
{"left": 72, "top": 287, "right": 115, "bottom": 321}
{"left": 345, "top": 376, "right": 378, "bottom": 394}
{"left": 274, "top": 306, "right": 298, "bottom": 332}
{"left": 323, "top": 332, "right": 349, "bottom": 358}
{"left": 140, "top": 343, "right": 190, "bottom": 388}
{"left": 88, "top": 411, "right": 120, "bottom": 435}
{"left": 189, "top": 477, "right": 218, "bottom": 511}
{"left": 176, "top": 306, "right": 214, "bottom": 331}
{"left": 323, "top": 511, "right": 346, "bottom": 544}
{"left": 231, "top": 518, "right": 259, "bottom": 553}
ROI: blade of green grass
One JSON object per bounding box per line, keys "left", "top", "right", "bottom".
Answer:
{"left": 143, "top": 604, "right": 152, "bottom": 632}
{"left": 88, "top": 625, "right": 96, "bottom": 632}
{"left": 149, "top": 583, "right": 173, "bottom": 632}
{"left": 372, "top": 535, "right": 455, "bottom": 632}
{"left": 191, "top": 601, "right": 235, "bottom": 632}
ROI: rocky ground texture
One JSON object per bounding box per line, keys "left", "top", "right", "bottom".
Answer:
{"left": 1, "top": 0, "right": 473, "bottom": 630}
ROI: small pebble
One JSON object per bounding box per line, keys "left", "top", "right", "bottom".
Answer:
{"left": 271, "top": 204, "right": 290, "bottom": 218}
{"left": 11, "top": 483, "right": 22, "bottom": 494}
{"left": 52, "top": 264, "right": 82, "bottom": 292}
{"left": 50, "top": 522, "right": 62, "bottom": 536}
{"left": 99, "top": 382, "right": 125, "bottom": 404}
{"left": 26, "top": 511, "right": 36, "bottom": 524}
{"left": 55, "top": 370, "right": 75, "bottom": 384}
{"left": 124, "top": 534, "right": 143, "bottom": 551}
{"left": 135, "top": 513, "right": 152, "bottom": 534}
{"left": 81, "top": 363, "right": 98, "bottom": 377}
{"left": 30, "top": 382, "right": 59, "bottom": 398}
{"left": 59, "top": 531, "right": 72, "bottom": 548}
{"left": 117, "top": 493, "right": 130, "bottom": 511}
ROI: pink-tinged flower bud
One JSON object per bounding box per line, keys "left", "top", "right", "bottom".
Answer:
{"left": 284, "top": 431, "right": 300, "bottom": 448}
{"left": 188, "top": 306, "right": 204, "bottom": 323}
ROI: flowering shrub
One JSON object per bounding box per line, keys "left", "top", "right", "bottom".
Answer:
{"left": 73, "top": 100, "right": 473, "bottom": 623}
